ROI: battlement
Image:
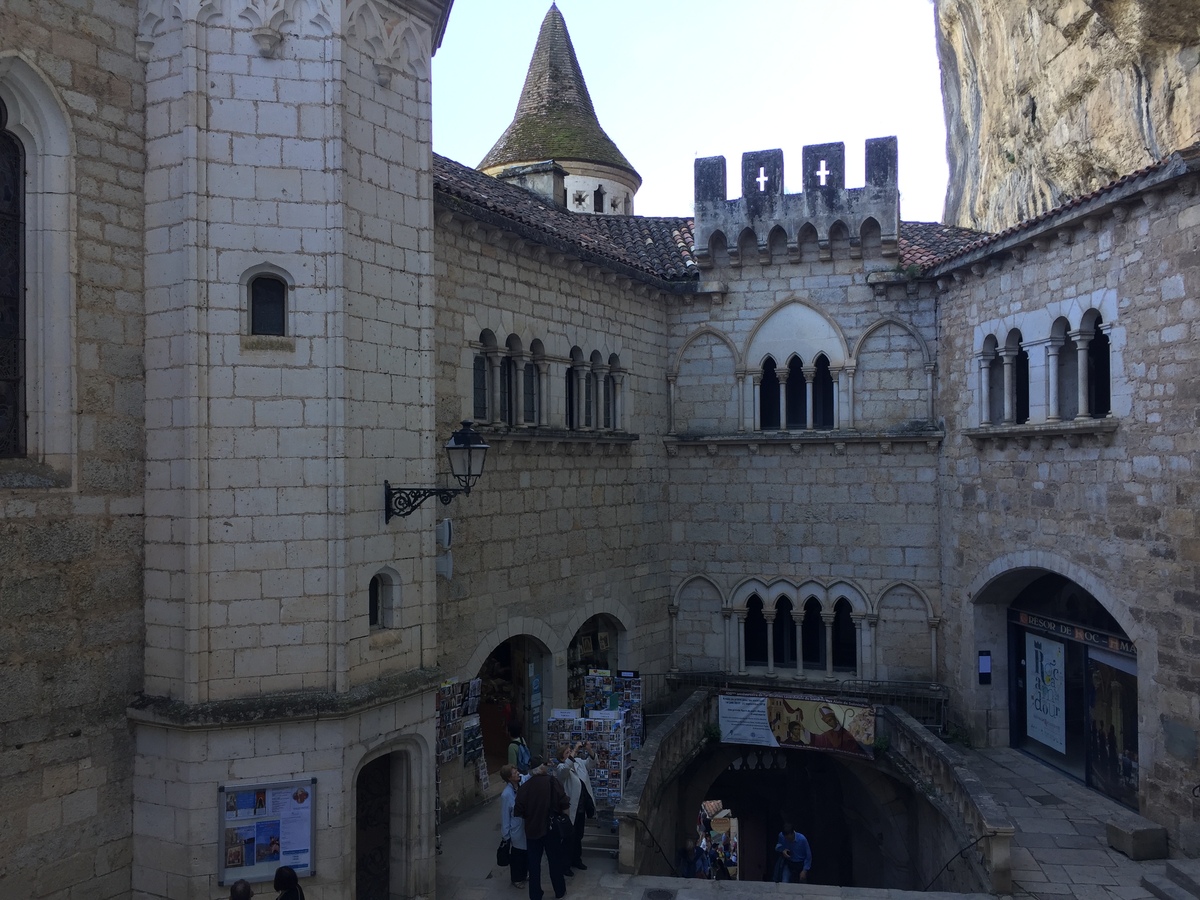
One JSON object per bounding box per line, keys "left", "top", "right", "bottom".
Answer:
{"left": 692, "top": 138, "right": 900, "bottom": 268}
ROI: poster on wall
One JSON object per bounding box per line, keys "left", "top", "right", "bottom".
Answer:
{"left": 1025, "top": 633, "right": 1066, "bottom": 753}
{"left": 1087, "top": 649, "right": 1138, "bottom": 808}
{"left": 219, "top": 779, "right": 315, "bottom": 886}
{"left": 718, "top": 692, "right": 874, "bottom": 758}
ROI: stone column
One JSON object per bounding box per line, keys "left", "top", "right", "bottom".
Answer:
{"left": 929, "top": 616, "right": 941, "bottom": 677}
{"left": 924, "top": 363, "right": 936, "bottom": 422}
{"left": 844, "top": 362, "right": 856, "bottom": 429}
{"left": 776, "top": 371, "right": 788, "bottom": 431}
{"left": 831, "top": 367, "right": 842, "bottom": 429}
{"left": 512, "top": 352, "right": 529, "bottom": 427}
{"left": 1001, "top": 349, "right": 1018, "bottom": 424}
{"left": 595, "top": 365, "right": 610, "bottom": 430}
{"left": 804, "top": 367, "right": 816, "bottom": 430}
{"left": 752, "top": 374, "right": 762, "bottom": 432}
{"left": 822, "top": 613, "right": 835, "bottom": 681}
{"left": 764, "top": 610, "right": 777, "bottom": 676}
{"left": 866, "top": 614, "right": 879, "bottom": 679}
{"left": 852, "top": 613, "right": 864, "bottom": 678}
{"left": 1045, "top": 340, "right": 1062, "bottom": 422}
{"left": 722, "top": 608, "right": 734, "bottom": 674}
{"left": 736, "top": 611, "right": 747, "bottom": 675}
{"left": 488, "top": 351, "right": 503, "bottom": 426}
{"left": 613, "top": 371, "right": 626, "bottom": 431}
{"left": 736, "top": 371, "right": 746, "bottom": 433}
{"left": 572, "top": 365, "right": 585, "bottom": 430}
{"left": 666, "top": 374, "right": 676, "bottom": 436}
{"left": 668, "top": 604, "right": 679, "bottom": 673}
{"left": 1070, "top": 330, "right": 1092, "bottom": 418}
{"left": 537, "top": 360, "right": 550, "bottom": 426}
{"left": 977, "top": 355, "right": 992, "bottom": 426}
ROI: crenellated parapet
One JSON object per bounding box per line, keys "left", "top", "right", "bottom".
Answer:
{"left": 692, "top": 138, "right": 900, "bottom": 268}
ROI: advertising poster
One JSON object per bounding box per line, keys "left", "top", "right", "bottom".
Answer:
{"left": 1087, "top": 650, "right": 1138, "bottom": 808}
{"left": 219, "top": 780, "right": 315, "bottom": 886}
{"left": 1026, "top": 633, "right": 1066, "bottom": 753}
{"left": 718, "top": 692, "right": 874, "bottom": 758}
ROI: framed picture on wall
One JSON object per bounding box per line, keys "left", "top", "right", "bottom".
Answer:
{"left": 598, "top": 632, "right": 609, "bottom": 652}
{"left": 580, "top": 636, "right": 593, "bottom": 655}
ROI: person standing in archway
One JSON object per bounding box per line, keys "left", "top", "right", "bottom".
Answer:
{"left": 773, "top": 823, "right": 811, "bottom": 884}
{"left": 508, "top": 720, "right": 532, "bottom": 775}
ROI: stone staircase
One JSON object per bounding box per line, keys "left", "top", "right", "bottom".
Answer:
{"left": 581, "top": 809, "right": 620, "bottom": 863}
{"left": 1143, "top": 861, "right": 1200, "bottom": 900}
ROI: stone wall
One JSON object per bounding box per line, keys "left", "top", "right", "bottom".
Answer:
{"left": 936, "top": 171, "right": 1200, "bottom": 850}
{"left": 0, "top": 0, "right": 146, "bottom": 895}
{"left": 431, "top": 211, "right": 674, "bottom": 808}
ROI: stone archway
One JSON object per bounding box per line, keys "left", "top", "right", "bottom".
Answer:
{"left": 353, "top": 738, "right": 432, "bottom": 900}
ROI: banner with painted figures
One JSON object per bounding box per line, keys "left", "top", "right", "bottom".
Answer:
{"left": 718, "top": 692, "right": 875, "bottom": 758}
{"left": 1025, "top": 632, "right": 1066, "bottom": 753}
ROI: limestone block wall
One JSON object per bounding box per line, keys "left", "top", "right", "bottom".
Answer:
{"left": 0, "top": 4, "right": 146, "bottom": 896}
{"left": 431, "top": 214, "right": 673, "bottom": 805}
{"left": 666, "top": 251, "right": 942, "bottom": 678}
{"left": 139, "top": 0, "right": 438, "bottom": 704}
{"left": 936, "top": 178, "right": 1200, "bottom": 848}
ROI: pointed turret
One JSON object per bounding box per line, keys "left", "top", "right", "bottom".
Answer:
{"left": 479, "top": 4, "right": 641, "bottom": 214}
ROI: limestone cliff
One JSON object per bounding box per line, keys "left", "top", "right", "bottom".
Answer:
{"left": 936, "top": 0, "right": 1200, "bottom": 232}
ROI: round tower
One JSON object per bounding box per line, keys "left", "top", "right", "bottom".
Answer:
{"left": 479, "top": 3, "right": 641, "bottom": 214}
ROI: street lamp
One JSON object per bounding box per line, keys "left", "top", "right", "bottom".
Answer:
{"left": 383, "top": 421, "right": 490, "bottom": 521}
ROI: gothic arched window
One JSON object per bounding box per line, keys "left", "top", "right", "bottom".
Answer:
{"left": 760, "top": 358, "right": 780, "bottom": 430}
{"left": 785, "top": 357, "right": 805, "bottom": 429}
{"left": 813, "top": 354, "right": 835, "bottom": 429}
{"left": 0, "top": 97, "right": 25, "bottom": 458}
{"left": 744, "top": 595, "right": 767, "bottom": 666}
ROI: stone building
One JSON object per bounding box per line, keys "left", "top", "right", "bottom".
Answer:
{"left": 2, "top": 0, "right": 1199, "bottom": 898}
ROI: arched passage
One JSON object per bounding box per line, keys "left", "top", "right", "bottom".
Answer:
{"left": 474, "top": 633, "right": 554, "bottom": 766}
{"left": 567, "top": 613, "right": 624, "bottom": 709}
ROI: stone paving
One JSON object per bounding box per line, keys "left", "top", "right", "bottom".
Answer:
{"left": 436, "top": 746, "right": 1183, "bottom": 900}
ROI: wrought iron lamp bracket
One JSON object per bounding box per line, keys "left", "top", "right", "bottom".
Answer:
{"left": 384, "top": 481, "right": 466, "bottom": 522}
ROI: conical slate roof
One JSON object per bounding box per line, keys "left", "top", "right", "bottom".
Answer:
{"left": 478, "top": 4, "right": 640, "bottom": 185}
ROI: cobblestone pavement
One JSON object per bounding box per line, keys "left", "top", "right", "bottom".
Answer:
{"left": 437, "top": 746, "right": 1175, "bottom": 900}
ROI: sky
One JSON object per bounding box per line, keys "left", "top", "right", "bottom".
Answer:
{"left": 432, "top": 0, "right": 949, "bottom": 223}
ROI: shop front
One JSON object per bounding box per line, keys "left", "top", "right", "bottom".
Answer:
{"left": 1007, "top": 575, "right": 1137, "bottom": 808}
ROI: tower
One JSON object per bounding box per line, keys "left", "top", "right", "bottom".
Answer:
{"left": 478, "top": 4, "right": 641, "bottom": 214}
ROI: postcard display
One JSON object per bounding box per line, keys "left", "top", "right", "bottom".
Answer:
{"left": 545, "top": 709, "right": 632, "bottom": 807}
{"left": 437, "top": 677, "right": 485, "bottom": 768}
{"left": 584, "top": 671, "right": 644, "bottom": 749}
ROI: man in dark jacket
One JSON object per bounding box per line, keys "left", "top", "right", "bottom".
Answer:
{"left": 514, "top": 755, "right": 570, "bottom": 900}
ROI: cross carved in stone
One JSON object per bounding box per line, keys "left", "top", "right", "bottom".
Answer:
{"left": 815, "top": 160, "right": 830, "bottom": 186}
{"left": 756, "top": 167, "right": 769, "bottom": 192}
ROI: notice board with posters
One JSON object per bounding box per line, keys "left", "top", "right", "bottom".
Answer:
{"left": 219, "top": 779, "right": 316, "bottom": 885}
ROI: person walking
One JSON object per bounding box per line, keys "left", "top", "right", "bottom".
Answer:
{"left": 500, "top": 764, "right": 529, "bottom": 888}
{"left": 553, "top": 741, "right": 595, "bottom": 873}
{"left": 514, "top": 755, "right": 570, "bottom": 900}
{"left": 773, "top": 823, "right": 811, "bottom": 883}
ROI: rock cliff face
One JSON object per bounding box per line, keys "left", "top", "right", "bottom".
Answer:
{"left": 937, "top": 0, "right": 1200, "bottom": 232}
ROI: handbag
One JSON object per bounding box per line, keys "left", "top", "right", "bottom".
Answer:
{"left": 548, "top": 811, "right": 573, "bottom": 848}
{"left": 496, "top": 838, "right": 511, "bottom": 867}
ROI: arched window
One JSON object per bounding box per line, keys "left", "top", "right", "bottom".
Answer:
{"left": 565, "top": 367, "right": 576, "bottom": 429}
{"left": 1014, "top": 344, "right": 1030, "bottom": 425}
{"left": 368, "top": 571, "right": 398, "bottom": 629}
{"left": 593, "top": 185, "right": 605, "bottom": 213}
{"left": 774, "top": 597, "right": 796, "bottom": 668}
{"left": 0, "top": 97, "right": 24, "bottom": 458}
{"left": 523, "top": 361, "right": 538, "bottom": 425}
{"left": 249, "top": 274, "right": 286, "bottom": 336}
{"left": 785, "top": 357, "right": 805, "bottom": 429}
{"left": 801, "top": 598, "right": 825, "bottom": 670}
{"left": 584, "top": 369, "right": 594, "bottom": 427}
{"left": 831, "top": 598, "right": 856, "bottom": 672}
{"left": 744, "top": 596, "right": 767, "bottom": 666}
{"left": 813, "top": 354, "right": 835, "bottom": 429}
{"left": 760, "top": 358, "right": 780, "bottom": 430}
{"left": 1088, "top": 319, "right": 1111, "bottom": 417}
{"left": 603, "top": 373, "right": 614, "bottom": 429}
{"left": 499, "top": 356, "right": 515, "bottom": 426}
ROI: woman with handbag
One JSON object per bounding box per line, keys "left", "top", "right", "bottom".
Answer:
{"left": 499, "top": 764, "right": 528, "bottom": 888}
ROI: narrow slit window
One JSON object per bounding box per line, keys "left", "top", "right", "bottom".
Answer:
{"left": 250, "top": 274, "right": 287, "bottom": 336}
{"left": 0, "top": 97, "right": 25, "bottom": 458}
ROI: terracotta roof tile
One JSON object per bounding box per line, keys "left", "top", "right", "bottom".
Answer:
{"left": 898, "top": 221, "right": 990, "bottom": 270}
{"left": 434, "top": 153, "right": 693, "bottom": 285}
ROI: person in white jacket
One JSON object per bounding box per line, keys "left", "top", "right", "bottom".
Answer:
{"left": 554, "top": 741, "right": 595, "bottom": 872}
{"left": 499, "top": 764, "right": 528, "bottom": 887}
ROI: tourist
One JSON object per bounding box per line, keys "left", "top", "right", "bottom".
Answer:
{"left": 514, "top": 755, "right": 570, "bottom": 900}
{"left": 773, "top": 823, "right": 811, "bottom": 883}
{"left": 499, "top": 764, "right": 529, "bottom": 888}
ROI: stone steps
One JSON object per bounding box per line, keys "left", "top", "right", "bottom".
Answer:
{"left": 1142, "top": 861, "right": 1200, "bottom": 900}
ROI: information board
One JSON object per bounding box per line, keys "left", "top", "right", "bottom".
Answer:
{"left": 219, "top": 779, "right": 316, "bottom": 886}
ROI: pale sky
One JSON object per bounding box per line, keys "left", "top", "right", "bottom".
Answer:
{"left": 433, "top": 0, "right": 948, "bottom": 223}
